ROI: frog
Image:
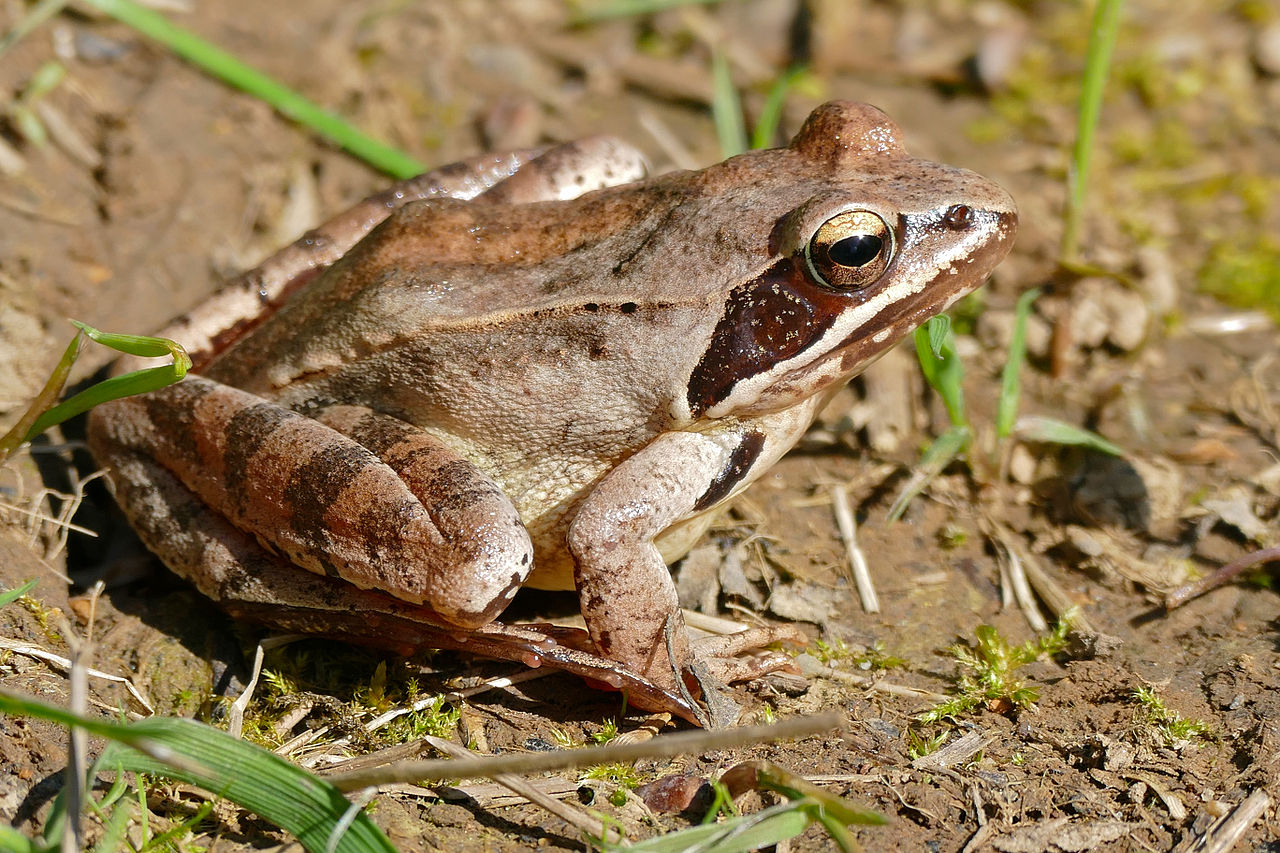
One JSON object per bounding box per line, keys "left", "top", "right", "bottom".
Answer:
{"left": 88, "top": 101, "right": 1017, "bottom": 727}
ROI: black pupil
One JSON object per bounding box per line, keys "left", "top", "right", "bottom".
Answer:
{"left": 828, "top": 234, "right": 882, "bottom": 267}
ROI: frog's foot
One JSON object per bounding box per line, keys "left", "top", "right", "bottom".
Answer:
{"left": 459, "top": 620, "right": 804, "bottom": 728}
{"left": 692, "top": 624, "right": 808, "bottom": 685}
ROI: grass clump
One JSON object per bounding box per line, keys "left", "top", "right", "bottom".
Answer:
{"left": 905, "top": 728, "right": 950, "bottom": 761}
{"left": 919, "top": 613, "right": 1073, "bottom": 724}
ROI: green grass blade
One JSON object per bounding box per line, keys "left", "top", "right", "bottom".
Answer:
{"left": 750, "top": 65, "right": 805, "bottom": 150}
{"left": 0, "top": 825, "right": 42, "bottom": 853}
{"left": 99, "top": 721, "right": 397, "bottom": 853}
{"left": 16, "top": 322, "right": 190, "bottom": 444}
{"left": 754, "top": 763, "right": 887, "bottom": 827}
{"left": 616, "top": 800, "right": 811, "bottom": 852}
{"left": 0, "top": 690, "right": 395, "bottom": 853}
{"left": 72, "top": 322, "right": 192, "bottom": 363}
{"left": 924, "top": 314, "right": 952, "bottom": 359}
{"left": 1061, "top": 0, "right": 1123, "bottom": 261}
{"left": 79, "top": 0, "right": 424, "bottom": 179}
{"left": 1014, "top": 416, "right": 1124, "bottom": 455}
{"left": 0, "top": 580, "right": 38, "bottom": 610}
{"left": 0, "top": 0, "right": 68, "bottom": 60}
{"left": 995, "top": 288, "right": 1042, "bottom": 440}
{"left": 914, "top": 319, "right": 967, "bottom": 429}
{"left": 87, "top": 796, "right": 134, "bottom": 853}
{"left": 712, "top": 49, "right": 748, "bottom": 158}
{"left": 25, "top": 366, "right": 184, "bottom": 441}
{"left": 0, "top": 332, "right": 81, "bottom": 460}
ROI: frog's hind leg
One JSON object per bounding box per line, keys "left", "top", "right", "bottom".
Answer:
{"left": 94, "top": 438, "right": 707, "bottom": 723}
{"left": 88, "top": 378, "right": 534, "bottom": 629}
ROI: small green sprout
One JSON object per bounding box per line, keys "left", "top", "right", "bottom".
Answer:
{"left": 548, "top": 727, "right": 576, "bottom": 748}
{"left": 580, "top": 762, "right": 641, "bottom": 790}
{"left": 1131, "top": 686, "right": 1212, "bottom": 745}
{"left": 919, "top": 612, "right": 1074, "bottom": 724}
{"left": 589, "top": 718, "right": 621, "bottom": 744}
{"left": 382, "top": 696, "right": 460, "bottom": 744}
{"left": 905, "top": 728, "right": 950, "bottom": 760}
{"left": 939, "top": 524, "right": 970, "bottom": 549}
{"left": 700, "top": 778, "right": 740, "bottom": 824}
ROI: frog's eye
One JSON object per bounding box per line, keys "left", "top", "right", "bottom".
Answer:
{"left": 805, "top": 210, "right": 894, "bottom": 290}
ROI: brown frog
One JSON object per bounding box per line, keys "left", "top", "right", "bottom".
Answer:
{"left": 88, "top": 102, "right": 1017, "bottom": 726}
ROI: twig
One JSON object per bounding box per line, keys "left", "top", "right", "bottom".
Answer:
{"left": 1175, "top": 789, "right": 1270, "bottom": 853}
{"left": 325, "top": 712, "right": 842, "bottom": 791}
{"left": 62, "top": 622, "right": 90, "bottom": 853}
{"left": 970, "top": 784, "right": 986, "bottom": 826}
{"left": 830, "top": 484, "right": 880, "bottom": 613}
{"left": 227, "top": 634, "right": 307, "bottom": 740}
{"left": 795, "top": 655, "right": 949, "bottom": 703}
{"left": 987, "top": 522, "right": 1046, "bottom": 631}
{"left": 1164, "top": 547, "right": 1280, "bottom": 610}
{"left": 961, "top": 821, "right": 996, "bottom": 853}
{"left": 910, "top": 729, "right": 990, "bottom": 771}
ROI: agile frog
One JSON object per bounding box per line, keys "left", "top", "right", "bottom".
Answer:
{"left": 89, "top": 102, "right": 1017, "bottom": 725}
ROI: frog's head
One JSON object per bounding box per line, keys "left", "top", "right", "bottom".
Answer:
{"left": 685, "top": 100, "right": 1018, "bottom": 420}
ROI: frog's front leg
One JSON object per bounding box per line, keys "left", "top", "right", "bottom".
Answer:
{"left": 567, "top": 425, "right": 800, "bottom": 721}
{"left": 89, "top": 376, "right": 534, "bottom": 628}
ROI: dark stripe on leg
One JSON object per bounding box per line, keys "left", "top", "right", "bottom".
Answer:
{"left": 692, "top": 430, "right": 766, "bottom": 512}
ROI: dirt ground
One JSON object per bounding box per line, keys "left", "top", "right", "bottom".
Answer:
{"left": 2, "top": 1, "right": 1278, "bottom": 850}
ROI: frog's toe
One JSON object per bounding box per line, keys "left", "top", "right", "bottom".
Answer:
{"left": 688, "top": 623, "right": 806, "bottom": 691}
{"left": 692, "top": 624, "right": 808, "bottom": 662}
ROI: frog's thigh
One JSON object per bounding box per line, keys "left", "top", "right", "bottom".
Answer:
{"left": 566, "top": 428, "right": 761, "bottom": 686}
{"left": 91, "top": 377, "right": 531, "bottom": 629}
{"left": 311, "top": 404, "right": 535, "bottom": 617}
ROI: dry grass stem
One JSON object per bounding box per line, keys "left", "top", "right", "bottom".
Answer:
{"left": 795, "top": 655, "right": 949, "bottom": 703}
{"left": 1174, "top": 789, "right": 1270, "bottom": 853}
{"left": 228, "top": 634, "right": 306, "bottom": 740}
{"left": 830, "top": 484, "right": 880, "bottom": 613}
{"left": 1013, "top": 545, "right": 1101, "bottom": 636}
{"left": 0, "top": 635, "right": 153, "bottom": 713}
{"left": 325, "top": 711, "right": 842, "bottom": 791}
{"left": 988, "top": 522, "right": 1047, "bottom": 631}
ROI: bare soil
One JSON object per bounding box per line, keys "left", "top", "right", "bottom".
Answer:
{"left": 2, "top": 2, "right": 1278, "bottom": 851}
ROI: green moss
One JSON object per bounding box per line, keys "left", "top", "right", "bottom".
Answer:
{"left": 1199, "top": 238, "right": 1280, "bottom": 321}
{"left": 1131, "top": 686, "right": 1212, "bottom": 745}
{"left": 810, "top": 639, "right": 907, "bottom": 671}
{"left": 918, "top": 612, "right": 1074, "bottom": 724}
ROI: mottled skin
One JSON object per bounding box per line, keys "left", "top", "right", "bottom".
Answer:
{"left": 89, "top": 102, "right": 1017, "bottom": 726}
